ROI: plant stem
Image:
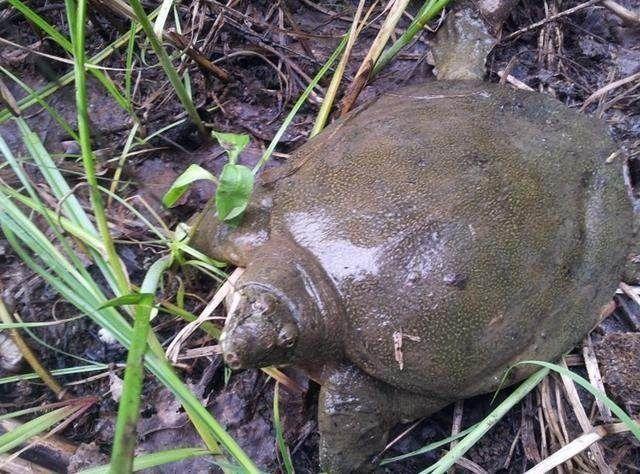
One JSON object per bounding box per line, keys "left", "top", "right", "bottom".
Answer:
{"left": 67, "top": 0, "right": 130, "bottom": 297}
{"left": 110, "top": 256, "right": 172, "bottom": 473}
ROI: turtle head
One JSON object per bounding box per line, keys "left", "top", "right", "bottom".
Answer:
{"left": 219, "top": 244, "right": 343, "bottom": 370}
{"left": 220, "top": 284, "right": 301, "bottom": 370}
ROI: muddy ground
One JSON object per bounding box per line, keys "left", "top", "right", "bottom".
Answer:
{"left": 0, "top": 0, "right": 639, "bottom": 472}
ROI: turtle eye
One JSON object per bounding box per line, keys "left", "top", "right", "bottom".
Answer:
{"left": 277, "top": 323, "right": 298, "bottom": 348}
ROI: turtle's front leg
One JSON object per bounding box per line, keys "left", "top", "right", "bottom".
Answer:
{"left": 318, "top": 363, "right": 394, "bottom": 473}
{"left": 317, "top": 364, "right": 443, "bottom": 472}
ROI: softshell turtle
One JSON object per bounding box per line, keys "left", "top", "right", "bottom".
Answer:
{"left": 190, "top": 3, "right": 632, "bottom": 471}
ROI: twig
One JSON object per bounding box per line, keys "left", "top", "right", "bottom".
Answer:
{"left": 0, "top": 298, "right": 68, "bottom": 400}
{"left": 524, "top": 422, "right": 631, "bottom": 474}
{"left": 497, "top": 70, "right": 535, "bottom": 91}
{"left": 558, "top": 358, "right": 610, "bottom": 473}
{"left": 502, "top": 0, "right": 603, "bottom": 41}
{"left": 582, "top": 336, "right": 613, "bottom": 422}
{"left": 581, "top": 71, "right": 640, "bottom": 110}
{"left": 165, "top": 31, "right": 230, "bottom": 81}
{"left": 602, "top": 0, "right": 640, "bottom": 26}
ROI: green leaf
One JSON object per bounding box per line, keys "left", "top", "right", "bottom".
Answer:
{"left": 162, "top": 164, "right": 216, "bottom": 208}
{"left": 212, "top": 131, "right": 250, "bottom": 165}
{"left": 98, "top": 293, "right": 154, "bottom": 310}
{"left": 215, "top": 164, "right": 254, "bottom": 224}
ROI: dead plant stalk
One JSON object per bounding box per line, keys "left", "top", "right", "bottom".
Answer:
{"left": 341, "top": 0, "right": 412, "bottom": 115}
{"left": 0, "top": 298, "right": 67, "bottom": 400}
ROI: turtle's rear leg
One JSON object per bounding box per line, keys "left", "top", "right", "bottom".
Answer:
{"left": 318, "top": 363, "right": 448, "bottom": 473}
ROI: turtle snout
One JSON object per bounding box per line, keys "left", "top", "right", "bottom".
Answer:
{"left": 220, "top": 317, "right": 284, "bottom": 369}
{"left": 220, "top": 323, "right": 268, "bottom": 369}
{"left": 223, "top": 350, "right": 242, "bottom": 370}
{"left": 220, "top": 329, "right": 250, "bottom": 370}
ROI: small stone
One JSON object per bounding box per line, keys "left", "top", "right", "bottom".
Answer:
{"left": 0, "top": 333, "right": 23, "bottom": 372}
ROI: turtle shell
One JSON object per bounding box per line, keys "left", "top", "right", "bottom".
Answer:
{"left": 268, "top": 80, "right": 631, "bottom": 397}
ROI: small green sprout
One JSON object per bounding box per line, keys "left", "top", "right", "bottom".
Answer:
{"left": 163, "top": 131, "right": 254, "bottom": 226}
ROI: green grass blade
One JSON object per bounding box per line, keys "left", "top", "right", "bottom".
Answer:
{"left": 125, "top": 20, "right": 138, "bottom": 104}
{"left": 12, "top": 118, "right": 122, "bottom": 298}
{"left": 3, "top": 125, "right": 128, "bottom": 311}
{"left": 0, "top": 403, "right": 76, "bottom": 422}
{"left": 0, "top": 405, "right": 77, "bottom": 454}
{"left": 110, "top": 256, "right": 172, "bottom": 473}
{"left": 0, "top": 182, "right": 105, "bottom": 252}
{"left": 252, "top": 35, "right": 348, "bottom": 174}
{"left": 381, "top": 424, "right": 478, "bottom": 465}
{"left": 127, "top": 0, "right": 205, "bottom": 136}
{"left": 1, "top": 127, "right": 100, "bottom": 281}
{"left": 0, "top": 364, "right": 108, "bottom": 385}
{"left": 515, "top": 360, "right": 640, "bottom": 440}
{"left": 422, "top": 368, "right": 549, "bottom": 474}
{"left": 273, "top": 383, "right": 294, "bottom": 474}
{"left": 81, "top": 448, "right": 213, "bottom": 474}
{"left": 0, "top": 194, "right": 103, "bottom": 301}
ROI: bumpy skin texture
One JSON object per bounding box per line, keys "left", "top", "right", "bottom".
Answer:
{"left": 192, "top": 80, "right": 631, "bottom": 472}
